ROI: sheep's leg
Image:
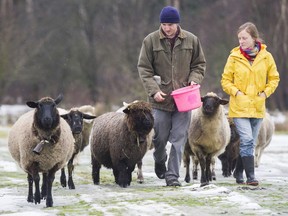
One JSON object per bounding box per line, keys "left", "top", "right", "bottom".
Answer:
{"left": 254, "top": 146, "right": 261, "bottom": 167}
{"left": 222, "top": 157, "right": 230, "bottom": 177}
{"left": 192, "top": 155, "right": 198, "bottom": 180}
{"left": 68, "top": 153, "right": 77, "bottom": 189}
{"left": 60, "top": 168, "right": 67, "bottom": 188}
{"left": 117, "top": 160, "right": 129, "bottom": 188}
{"left": 136, "top": 160, "right": 144, "bottom": 184}
{"left": 183, "top": 150, "right": 191, "bottom": 183}
{"left": 32, "top": 172, "right": 41, "bottom": 204}
{"left": 46, "top": 167, "right": 57, "bottom": 207}
{"left": 127, "top": 165, "right": 135, "bottom": 186}
{"left": 211, "top": 157, "right": 216, "bottom": 180}
{"left": 113, "top": 169, "right": 119, "bottom": 184}
{"left": 91, "top": 155, "right": 101, "bottom": 185}
{"left": 196, "top": 152, "right": 208, "bottom": 187}
{"left": 206, "top": 155, "right": 212, "bottom": 182}
{"left": 27, "top": 174, "right": 34, "bottom": 203}
{"left": 41, "top": 173, "right": 47, "bottom": 199}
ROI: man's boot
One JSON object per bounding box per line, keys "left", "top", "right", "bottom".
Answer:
{"left": 233, "top": 156, "right": 244, "bottom": 184}
{"left": 242, "top": 156, "right": 259, "bottom": 186}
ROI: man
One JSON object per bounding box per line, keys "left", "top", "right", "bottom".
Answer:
{"left": 138, "top": 6, "right": 206, "bottom": 186}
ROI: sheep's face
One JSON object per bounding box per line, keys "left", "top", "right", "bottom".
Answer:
{"left": 26, "top": 94, "right": 63, "bottom": 130}
{"left": 61, "top": 110, "right": 96, "bottom": 134}
{"left": 201, "top": 94, "right": 228, "bottom": 116}
{"left": 123, "top": 101, "right": 154, "bottom": 137}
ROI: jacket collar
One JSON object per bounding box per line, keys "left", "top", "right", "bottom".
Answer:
{"left": 159, "top": 25, "right": 187, "bottom": 39}
{"left": 230, "top": 44, "right": 267, "bottom": 58}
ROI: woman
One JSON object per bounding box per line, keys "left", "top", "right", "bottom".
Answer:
{"left": 221, "top": 22, "right": 280, "bottom": 186}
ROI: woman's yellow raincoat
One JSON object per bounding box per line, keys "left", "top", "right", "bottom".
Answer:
{"left": 221, "top": 44, "right": 280, "bottom": 118}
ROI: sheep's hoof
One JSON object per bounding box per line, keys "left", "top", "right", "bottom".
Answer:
{"left": 34, "top": 193, "right": 41, "bottom": 204}
{"left": 137, "top": 178, "right": 144, "bottom": 184}
{"left": 184, "top": 176, "right": 191, "bottom": 183}
{"left": 46, "top": 198, "right": 53, "bottom": 208}
{"left": 119, "top": 182, "right": 128, "bottom": 188}
{"left": 200, "top": 182, "right": 209, "bottom": 187}
{"left": 27, "top": 195, "right": 33, "bottom": 203}
{"left": 68, "top": 180, "right": 75, "bottom": 189}
{"left": 60, "top": 176, "right": 67, "bottom": 187}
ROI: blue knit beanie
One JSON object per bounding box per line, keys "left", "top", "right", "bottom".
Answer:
{"left": 160, "top": 6, "right": 180, "bottom": 23}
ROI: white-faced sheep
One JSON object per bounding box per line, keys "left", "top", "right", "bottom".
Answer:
{"left": 187, "top": 92, "right": 230, "bottom": 187}
{"left": 60, "top": 106, "right": 96, "bottom": 189}
{"left": 8, "top": 95, "right": 74, "bottom": 207}
{"left": 255, "top": 112, "right": 274, "bottom": 167}
{"left": 90, "top": 101, "right": 154, "bottom": 188}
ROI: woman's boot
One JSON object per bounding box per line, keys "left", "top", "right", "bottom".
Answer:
{"left": 242, "top": 156, "right": 259, "bottom": 186}
{"left": 233, "top": 156, "right": 244, "bottom": 184}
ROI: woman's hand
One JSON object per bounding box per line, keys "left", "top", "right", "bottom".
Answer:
{"left": 258, "top": 91, "right": 267, "bottom": 98}
{"left": 236, "top": 90, "right": 244, "bottom": 96}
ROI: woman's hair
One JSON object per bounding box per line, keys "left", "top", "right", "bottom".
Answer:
{"left": 237, "top": 22, "right": 263, "bottom": 43}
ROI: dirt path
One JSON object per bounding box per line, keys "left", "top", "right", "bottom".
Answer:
{"left": 0, "top": 127, "right": 287, "bottom": 216}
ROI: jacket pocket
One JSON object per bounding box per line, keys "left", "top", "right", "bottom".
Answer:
{"left": 255, "top": 96, "right": 266, "bottom": 113}
{"left": 233, "top": 95, "right": 250, "bottom": 112}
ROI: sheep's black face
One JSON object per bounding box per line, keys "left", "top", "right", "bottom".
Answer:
{"left": 27, "top": 95, "right": 63, "bottom": 131}
{"left": 36, "top": 101, "right": 60, "bottom": 130}
{"left": 130, "top": 110, "right": 154, "bottom": 137}
{"left": 61, "top": 110, "right": 83, "bottom": 134}
{"left": 202, "top": 96, "right": 220, "bottom": 116}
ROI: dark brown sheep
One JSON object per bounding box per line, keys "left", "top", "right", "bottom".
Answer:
{"left": 218, "top": 117, "right": 240, "bottom": 177}
{"left": 90, "top": 101, "right": 154, "bottom": 188}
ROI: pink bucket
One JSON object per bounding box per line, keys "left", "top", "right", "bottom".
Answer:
{"left": 171, "top": 85, "right": 202, "bottom": 112}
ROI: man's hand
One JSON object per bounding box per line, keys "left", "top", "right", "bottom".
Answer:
{"left": 190, "top": 81, "right": 197, "bottom": 86}
{"left": 154, "top": 91, "right": 167, "bottom": 102}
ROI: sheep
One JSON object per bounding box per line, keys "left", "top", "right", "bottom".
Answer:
{"left": 59, "top": 106, "right": 96, "bottom": 189}
{"left": 90, "top": 100, "right": 154, "bottom": 188}
{"left": 218, "top": 117, "right": 240, "bottom": 177}
{"left": 8, "top": 94, "right": 74, "bottom": 207}
{"left": 116, "top": 101, "right": 154, "bottom": 184}
{"left": 255, "top": 112, "right": 274, "bottom": 167}
{"left": 187, "top": 92, "right": 230, "bottom": 187}
{"left": 218, "top": 112, "right": 274, "bottom": 177}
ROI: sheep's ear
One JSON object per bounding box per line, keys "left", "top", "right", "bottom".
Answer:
{"left": 220, "top": 99, "right": 229, "bottom": 105}
{"left": 61, "top": 114, "right": 69, "bottom": 120}
{"left": 54, "top": 94, "right": 63, "bottom": 105}
{"left": 26, "top": 101, "right": 38, "bottom": 108}
{"left": 201, "top": 96, "right": 205, "bottom": 102}
{"left": 83, "top": 113, "right": 97, "bottom": 119}
{"left": 123, "top": 107, "right": 130, "bottom": 114}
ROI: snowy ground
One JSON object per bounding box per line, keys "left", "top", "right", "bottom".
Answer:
{"left": 0, "top": 126, "right": 287, "bottom": 216}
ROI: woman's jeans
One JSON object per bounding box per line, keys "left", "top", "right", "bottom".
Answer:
{"left": 152, "top": 109, "right": 191, "bottom": 180}
{"left": 233, "top": 118, "right": 263, "bottom": 157}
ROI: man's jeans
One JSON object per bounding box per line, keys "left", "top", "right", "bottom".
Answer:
{"left": 152, "top": 109, "right": 191, "bottom": 180}
{"left": 233, "top": 118, "right": 263, "bottom": 157}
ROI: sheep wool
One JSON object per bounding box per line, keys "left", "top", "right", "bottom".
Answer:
{"left": 8, "top": 95, "right": 74, "bottom": 208}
